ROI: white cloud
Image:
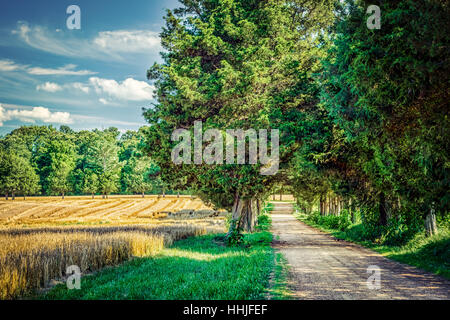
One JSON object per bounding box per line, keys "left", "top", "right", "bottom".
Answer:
{"left": 12, "top": 22, "right": 161, "bottom": 61}
{"left": 71, "top": 82, "right": 90, "bottom": 94}
{"left": 36, "top": 82, "right": 63, "bottom": 92}
{"left": 27, "top": 64, "right": 96, "bottom": 76}
{"left": 12, "top": 22, "right": 100, "bottom": 59}
{"left": 99, "top": 98, "right": 109, "bottom": 105}
{"left": 0, "top": 104, "right": 72, "bottom": 126}
{"left": 89, "top": 77, "right": 154, "bottom": 101}
{"left": 0, "top": 105, "right": 7, "bottom": 126}
{"left": 0, "top": 59, "right": 24, "bottom": 72}
{"left": 93, "top": 30, "right": 160, "bottom": 53}
{"left": 0, "top": 58, "right": 96, "bottom": 77}
{"left": 35, "top": 81, "right": 90, "bottom": 94}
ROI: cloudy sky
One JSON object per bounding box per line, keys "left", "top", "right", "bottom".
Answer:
{"left": 0, "top": 0, "right": 179, "bottom": 135}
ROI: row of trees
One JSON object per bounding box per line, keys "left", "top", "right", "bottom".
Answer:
{"left": 143, "top": 0, "right": 448, "bottom": 241}
{"left": 0, "top": 126, "right": 161, "bottom": 199}
{"left": 290, "top": 0, "right": 449, "bottom": 239}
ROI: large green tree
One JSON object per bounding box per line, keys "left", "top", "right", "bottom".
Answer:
{"left": 45, "top": 139, "right": 77, "bottom": 198}
{"left": 319, "top": 0, "right": 449, "bottom": 236}
{"left": 89, "top": 131, "right": 122, "bottom": 198}
{"left": 144, "top": 0, "right": 335, "bottom": 231}
{"left": 0, "top": 149, "right": 39, "bottom": 200}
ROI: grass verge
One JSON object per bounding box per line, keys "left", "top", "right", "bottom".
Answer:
{"left": 42, "top": 230, "right": 280, "bottom": 299}
{"left": 295, "top": 212, "right": 450, "bottom": 279}
{"left": 266, "top": 252, "right": 291, "bottom": 300}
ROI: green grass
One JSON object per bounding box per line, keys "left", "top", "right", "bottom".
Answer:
{"left": 267, "top": 253, "right": 291, "bottom": 300}
{"left": 295, "top": 212, "right": 450, "bottom": 279}
{"left": 41, "top": 229, "right": 280, "bottom": 300}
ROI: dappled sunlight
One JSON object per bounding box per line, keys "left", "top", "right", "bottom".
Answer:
{"left": 163, "top": 248, "right": 247, "bottom": 262}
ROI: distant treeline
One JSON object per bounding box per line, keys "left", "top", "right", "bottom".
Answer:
{"left": 0, "top": 125, "right": 171, "bottom": 199}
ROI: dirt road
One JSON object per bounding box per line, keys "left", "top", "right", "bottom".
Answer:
{"left": 270, "top": 202, "right": 450, "bottom": 300}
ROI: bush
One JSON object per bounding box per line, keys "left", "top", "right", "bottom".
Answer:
{"left": 380, "top": 212, "right": 424, "bottom": 245}
{"left": 255, "top": 214, "right": 272, "bottom": 231}
{"left": 226, "top": 219, "right": 244, "bottom": 246}
{"left": 306, "top": 211, "right": 351, "bottom": 232}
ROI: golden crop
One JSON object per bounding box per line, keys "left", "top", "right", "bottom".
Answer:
{"left": 0, "top": 224, "right": 208, "bottom": 299}
{"left": 0, "top": 196, "right": 225, "bottom": 299}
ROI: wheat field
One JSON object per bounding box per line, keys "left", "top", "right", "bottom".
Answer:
{"left": 0, "top": 195, "right": 216, "bottom": 224}
{"left": 0, "top": 195, "right": 226, "bottom": 299}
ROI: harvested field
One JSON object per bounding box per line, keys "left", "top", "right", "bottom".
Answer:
{"left": 0, "top": 195, "right": 222, "bottom": 225}
{"left": 0, "top": 195, "right": 227, "bottom": 299}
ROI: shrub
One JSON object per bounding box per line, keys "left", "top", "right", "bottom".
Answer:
{"left": 255, "top": 214, "right": 271, "bottom": 231}
{"left": 305, "top": 211, "right": 351, "bottom": 232}
{"left": 226, "top": 219, "right": 244, "bottom": 246}
{"left": 380, "top": 212, "right": 424, "bottom": 246}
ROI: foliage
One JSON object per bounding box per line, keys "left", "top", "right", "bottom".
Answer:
{"left": 0, "top": 148, "right": 39, "bottom": 197}
{"left": 255, "top": 214, "right": 271, "bottom": 232}
{"left": 306, "top": 211, "right": 351, "bottom": 232}
{"left": 226, "top": 218, "right": 244, "bottom": 246}
{"left": 0, "top": 126, "right": 161, "bottom": 197}
{"left": 143, "top": 0, "right": 336, "bottom": 228}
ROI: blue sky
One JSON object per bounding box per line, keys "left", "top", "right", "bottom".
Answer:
{"left": 0, "top": 0, "right": 180, "bottom": 135}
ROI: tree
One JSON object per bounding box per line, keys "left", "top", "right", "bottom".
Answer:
{"left": 89, "top": 131, "right": 122, "bottom": 198}
{"left": 45, "top": 140, "right": 76, "bottom": 199}
{"left": 0, "top": 149, "right": 39, "bottom": 200}
{"left": 82, "top": 171, "right": 99, "bottom": 199}
{"left": 123, "top": 157, "right": 157, "bottom": 197}
{"left": 319, "top": 0, "right": 450, "bottom": 237}
{"left": 16, "top": 157, "right": 40, "bottom": 199}
{"left": 144, "top": 0, "right": 335, "bottom": 232}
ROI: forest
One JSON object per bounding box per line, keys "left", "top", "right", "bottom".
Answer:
{"left": 0, "top": 126, "right": 163, "bottom": 199}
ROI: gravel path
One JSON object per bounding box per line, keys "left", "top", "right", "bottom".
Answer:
{"left": 270, "top": 202, "right": 450, "bottom": 300}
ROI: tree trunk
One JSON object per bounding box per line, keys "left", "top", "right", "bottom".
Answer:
{"left": 273, "top": 194, "right": 275, "bottom": 201}
{"left": 320, "top": 195, "right": 325, "bottom": 215}
{"left": 62, "top": 192, "right": 65, "bottom": 200}
{"left": 379, "top": 192, "right": 387, "bottom": 226}
{"left": 349, "top": 198, "right": 355, "bottom": 223}
{"left": 230, "top": 194, "right": 259, "bottom": 232}
{"left": 329, "top": 197, "right": 332, "bottom": 215}
{"left": 279, "top": 192, "right": 282, "bottom": 201}
{"left": 425, "top": 204, "right": 438, "bottom": 236}
{"left": 23, "top": 195, "right": 26, "bottom": 200}
{"left": 102, "top": 193, "right": 105, "bottom": 199}
{"left": 5, "top": 193, "right": 7, "bottom": 200}
{"left": 162, "top": 189, "right": 165, "bottom": 198}
{"left": 92, "top": 193, "right": 94, "bottom": 199}
{"left": 142, "top": 192, "right": 145, "bottom": 198}
{"left": 12, "top": 192, "right": 15, "bottom": 201}
{"left": 177, "top": 191, "right": 180, "bottom": 198}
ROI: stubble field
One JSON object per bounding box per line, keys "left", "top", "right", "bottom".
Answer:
{"left": 0, "top": 195, "right": 226, "bottom": 299}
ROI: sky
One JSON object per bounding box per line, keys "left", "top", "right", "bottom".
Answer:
{"left": 0, "top": 0, "right": 180, "bottom": 135}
